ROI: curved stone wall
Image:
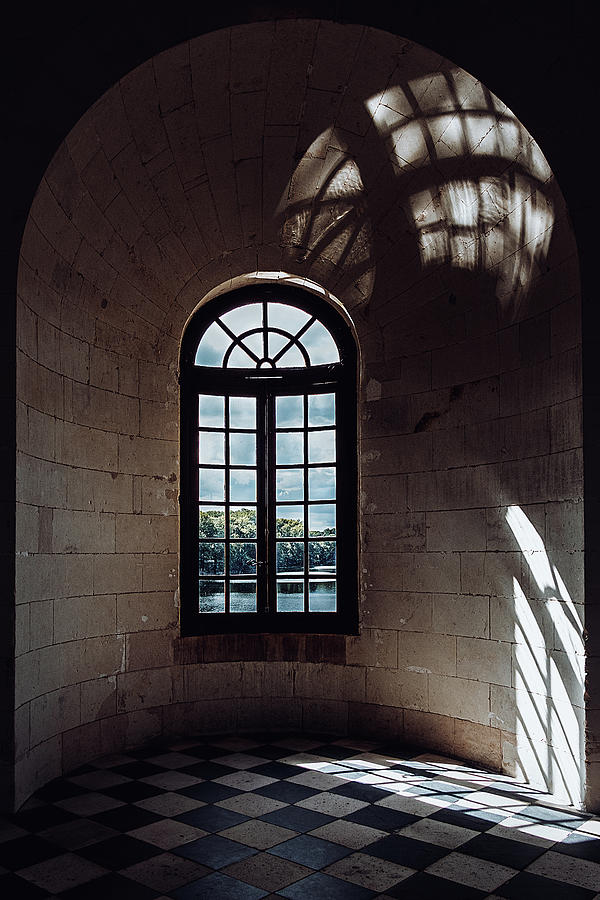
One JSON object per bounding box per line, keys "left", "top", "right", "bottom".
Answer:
{"left": 15, "top": 21, "right": 582, "bottom": 808}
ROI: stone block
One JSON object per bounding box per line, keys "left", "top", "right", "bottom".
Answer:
{"left": 117, "top": 667, "right": 175, "bottom": 712}
{"left": 454, "top": 720, "right": 502, "bottom": 771}
{"left": 457, "top": 636, "right": 512, "bottom": 686}
{"left": 398, "top": 631, "right": 456, "bottom": 676}
{"left": 361, "top": 591, "right": 432, "bottom": 632}
{"left": 80, "top": 676, "right": 117, "bottom": 724}
{"left": 433, "top": 593, "right": 489, "bottom": 638}
{"left": 302, "top": 698, "right": 348, "bottom": 735}
{"left": 54, "top": 595, "right": 116, "bottom": 643}
{"left": 404, "top": 708, "right": 455, "bottom": 754}
{"left": 93, "top": 553, "right": 143, "bottom": 594}
{"left": 185, "top": 662, "right": 242, "bottom": 702}
{"left": 52, "top": 509, "right": 115, "bottom": 554}
{"left": 365, "top": 667, "right": 428, "bottom": 710}
{"left": 30, "top": 684, "right": 81, "bottom": 746}
{"left": 426, "top": 509, "right": 486, "bottom": 551}
{"left": 117, "top": 592, "right": 177, "bottom": 633}
{"left": 294, "top": 663, "right": 365, "bottom": 703}
{"left": 346, "top": 629, "right": 397, "bottom": 668}
{"left": 428, "top": 673, "right": 490, "bottom": 725}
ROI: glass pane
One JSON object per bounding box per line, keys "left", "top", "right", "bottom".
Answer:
{"left": 301, "top": 320, "right": 340, "bottom": 364}
{"left": 199, "top": 395, "right": 225, "bottom": 427}
{"left": 230, "top": 580, "right": 257, "bottom": 613}
{"left": 276, "top": 468, "right": 303, "bottom": 501}
{"left": 195, "top": 322, "right": 231, "bottom": 366}
{"left": 308, "top": 393, "right": 335, "bottom": 426}
{"left": 267, "top": 303, "right": 311, "bottom": 334}
{"left": 277, "top": 541, "right": 304, "bottom": 575}
{"left": 276, "top": 505, "right": 304, "bottom": 537}
{"left": 199, "top": 431, "right": 225, "bottom": 465}
{"left": 199, "top": 505, "right": 225, "bottom": 538}
{"left": 276, "top": 432, "right": 303, "bottom": 465}
{"left": 268, "top": 331, "right": 289, "bottom": 358}
{"left": 199, "top": 468, "right": 225, "bottom": 502}
{"left": 308, "top": 466, "right": 336, "bottom": 500}
{"left": 228, "top": 344, "right": 256, "bottom": 367}
{"left": 277, "top": 580, "right": 304, "bottom": 612}
{"left": 278, "top": 344, "right": 306, "bottom": 367}
{"left": 276, "top": 395, "right": 303, "bottom": 427}
{"left": 308, "top": 430, "right": 336, "bottom": 463}
{"left": 230, "top": 432, "right": 256, "bottom": 466}
{"left": 230, "top": 396, "right": 256, "bottom": 429}
{"left": 308, "top": 504, "right": 335, "bottom": 536}
{"left": 309, "top": 580, "right": 336, "bottom": 612}
{"left": 230, "top": 542, "right": 257, "bottom": 575}
{"left": 241, "top": 332, "right": 264, "bottom": 358}
{"left": 199, "top": 579, "right": 225, "bottom": 613}
{"left": 199, "top": 542, "right": 225, "bottom": 575}
{"left": 309, "top": 540, "right": 336, "bottom": 573}
{"left": 230, "top": 469, "right": 257, "bottom": 502}
{"left": 219, "top": 303, "right": 263, "bottom": 335}
{"left": 230, "top": 506, "right": 257, "bottom": 539}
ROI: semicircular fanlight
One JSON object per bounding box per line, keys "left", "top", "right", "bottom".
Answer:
{"left": 194, "top": 301, "right": 340, "bottom": 368}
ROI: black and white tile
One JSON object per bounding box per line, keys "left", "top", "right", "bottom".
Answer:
{"left": 1, "top": 733, "right": 599, "bottom": 898}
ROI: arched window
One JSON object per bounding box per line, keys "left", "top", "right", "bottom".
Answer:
{"left": 180, "top": 284, "right": 357, "bottom": 634}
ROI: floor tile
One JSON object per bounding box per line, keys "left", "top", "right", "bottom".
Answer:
{"left": 251, "top": 762, "right": 306, "bottom": 780}
{"left": 344, "top": 805, "right": 418, "bottom": 832}
{"left": 494, "top": 869, "right": 597, "bottom": 899}
{"left": 285, "top": 770, "right": 349, "bottom": 791}
{"left": 16, "top": 850, "right": 107, "bottom": 893}
{"left": 121, "top": 850, "right": 210, "bottom": 891}
{"left": 139, "top": 771, "right": 202, "bottom": 791}
{"left": 214, "top": 771, "right": 279, "bottom": 792}
{"left": 309, "top": 819, "right": 387, "bottom": 849}
{"left": 128, "top": 819, "right": 209, "bottom": 850}
{"left": 78, "top": 833, "right": 163, "bottom": 869}
{"left": 553, "top": 828, "right": 600, "bottom": 861}
{"left": 39, "top": 815, "right": 118, "bottom": 852}
{"left": 217, "top": 753, "right": 270, "bottom": 770}
{"left": 143, "top": 752, "right": 203, "bottom": 769}
{"left": 332, "top": 780, "right": 394, "bottom": 804}
{"left": 397, "top": 816, "right": 479, "bottom": 849}
{"left": 425, "top": 850, "right": 518, "bottom": 892}
{"left": 179, "top": 780, "right": 242, "bottom": 803}
{"left": 268, "top": 833, "right": 352, "bottom": 868}
{"left": 428, "top": 805, "right": 506, "bottom": 831}
{"left": 366, "top": 834, "right": 448, "bottom": 869}
{"left": 217, "top": 792, "right": 288, "bottom": 817}
{"left": 91, "top": 804, "right": 162, "bottom": 832}
{"left": 260, "top": 804, "right": 334, "bottom": 833}
{"left": 134, "top": 790, "right": 205, "bottom": 817}
{"left": 223, "top": 850, "right": 312, "bottom": 891}
{"left": 58, "top": 871, "right": 162, "bottom": 898}
{"left": 295, "top": 790, "right": 368, "bottom": 817}
{"left": 278, "top": 870, "right": 376, "bottom": 898}
{"left": 102, "top": 781, "right": 164, "bottom": 803}
{"left": 0, "top": 834, "right": 62, "bottom": 870}
{"left": 171, "top": 869, "right": 268, "bottom": 899}
{"left": 254, "top": 781, "right": 320, "bottom": 804}
{"left": 67, "top": 770, "right": 133, "bottom": 791}
{"left": 384, "top": 870, "right": 487, "bottom": 898}
{"left": 111, "top": 761, "right": 167, "bottom": 780}
{"left": 55, "top": 791, "right": 126, "bottom": 817}
{"left": 173, "top": 834, "right": 257, "bottom": 868}
{"left": 526, "top": 849, "right": 600, "bottom": 891}
{"left": 460, "top": 831, "right": 547, "bottom": 868}
{"left": 325, "top": 850, "right": 415, "bottom": 892}
{"left": 0, "top": 872, "right": 61, "bottom": 898}
{"left": 12, "top": 803, "right": 76, "bottom": 832}
{"left": 219, "top": 820, "right": 298, "bottom": 850}
{"left": 175, "top": 804, "right": 249, "bottom": 832}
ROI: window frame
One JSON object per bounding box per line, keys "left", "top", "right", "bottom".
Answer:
{"left": 180, "top": 284, "right": 358, "bottom": 635}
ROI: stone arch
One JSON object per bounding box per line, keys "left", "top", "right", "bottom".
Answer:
{"left": 14, "top": 21, "right": 584, "bottom": 810}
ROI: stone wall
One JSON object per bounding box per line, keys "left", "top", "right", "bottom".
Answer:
{"left": 14, "top": 21, "right": 583, "bottom": 809}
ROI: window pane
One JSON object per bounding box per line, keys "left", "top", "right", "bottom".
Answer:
{"left": 199, "top": 431, "right": 225, "bottom": 465}
{"left": 301, "top": 320, "right": 340, "bottom": 364}
{"left": 276, "top": 505, "right": 304, "bottom": 537}
{"left": 199, "top": 395, "right": 224, "bottom": 427}
{"left": 199, "top": 579, "right": 225, "bottom": 613}
{"left": 267, "top": 303, "right": 311, "bottom": 333}
{"left": 219, "top": 303, "right": 262, "bottom": 334}
{"left": 277, "top": 344, "right": 306, "bottom": 367}
{"left": 230, "top": 542, "right": 257, "bottom": 575}
{"left": 276, "top": 395, "right": 303, "bottom": 427}
{"left": 276, "top": 468, "right": 303, "bottom": 501}
{"left": 309, "top": 580, "right": 336, "bottom": 612}
{"left": 276, "top": 432, "right": 303, "bottom": 465}
{"left": 199, "top": 468, "right": 225, "bottom": 502}
{"left": 228, "top": 344, "right": 256, "bottom": 367}
{"left": 241, "top": 332, "right": 264, "bottom": 358}
{"left": 199, "top": 542, "right": 225, "bottom": 575}
{"left": 230, "top": 506, "right": 257, "bottom": 538}
{"left": 268, "top": 332, "right": 289, "bottom": 358}
{"left": 308, "top": 393, "right": 335, "bottom": 426}
{"left": 195, "top": 322, "right": 231, "bottom": 366}
{"left": 199, "top": 505, "right": 225, "bottom": 538}
{"left": 277, "top": 580, "right": 304, "bottom": 612}
{"left": 230, "top": 396, "right": 256, "bottom": 429}
{"left": 230, "top": 469, "right": 257, "bottom": 502}
{"left": 308, "top": 504, "right": 335, "bottom": 536}
{"left": 230, "top": 580, "right": 257, "bottom": 613}
{"left": 308, "top": 466, "right": 336, "bottom": 500}
{"left": 277, "top": 541, "right": 304, "bottom": 574}
{"left": 230, "top": 432, "right": 256, "bottom": 466}
{"left": 309, "top": 540, "right": 336, "bottom": 573}
{"left": 308, "top": 430, "right": 336, "bottom": 463}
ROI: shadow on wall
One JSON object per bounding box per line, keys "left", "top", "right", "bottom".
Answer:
{"left": 275, "top": 63, "right": 579, "bottom": 805}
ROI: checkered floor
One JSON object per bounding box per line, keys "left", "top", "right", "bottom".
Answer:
{"left": 1, "top": 734, "right": 599, "bottom": 898}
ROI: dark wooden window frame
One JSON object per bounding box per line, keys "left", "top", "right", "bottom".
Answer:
{"left": 180, "top": 284, "right": 358, "bottom": 635}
